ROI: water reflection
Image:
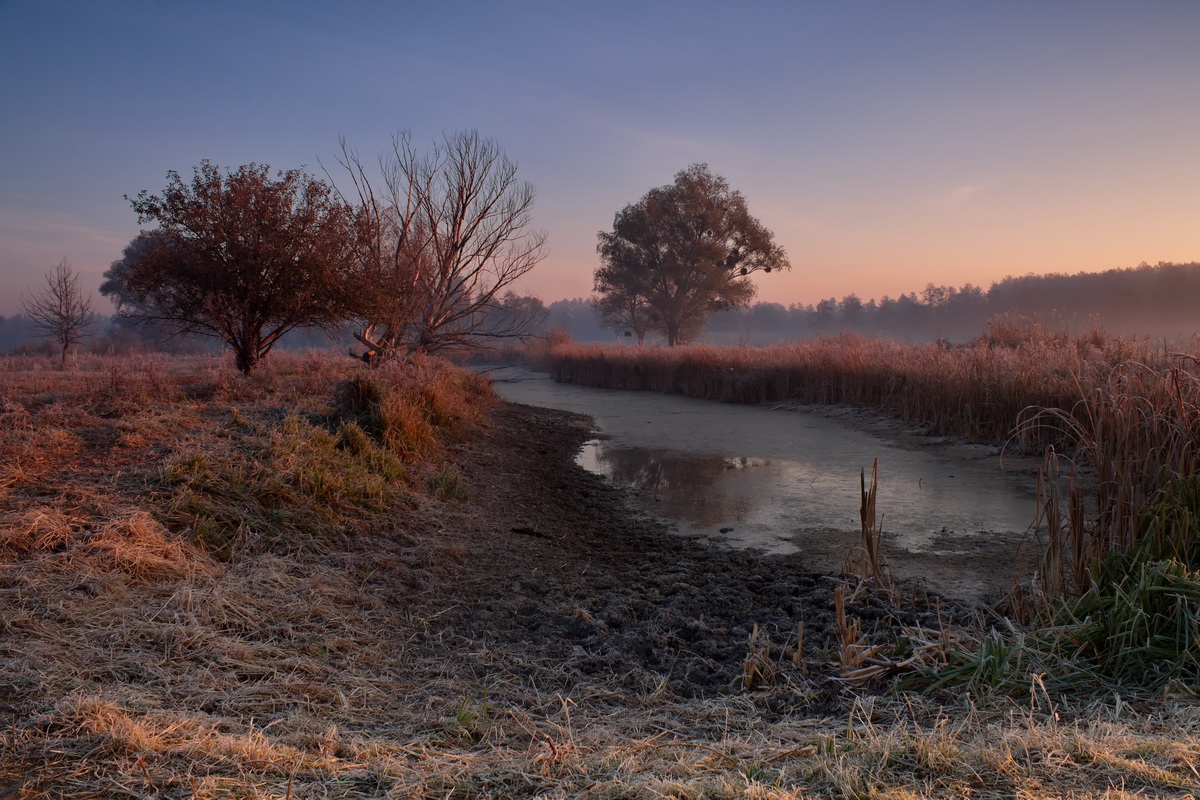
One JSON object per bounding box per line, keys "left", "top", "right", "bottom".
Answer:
{"left": 489, "top": 366, "right": 1038, "bottom": 566}
{"left": 581, "top": 442, "right": 767, "bottom": 528}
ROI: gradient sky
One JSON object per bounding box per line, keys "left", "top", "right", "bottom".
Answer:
{"left": 2, "top": 0, "right": 1198, "bottom": 317}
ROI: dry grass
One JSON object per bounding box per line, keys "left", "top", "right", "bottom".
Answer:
{"left": 2, "top": 351, "right": 1198, "bottom": 797}
{"left": 542, "top": 330, "right": 1171, "bottom": 448}
{"left": 543, "top": 331, "right": 1200, "bottom": 690}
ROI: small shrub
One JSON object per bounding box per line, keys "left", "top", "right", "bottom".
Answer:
{"left": 428, "top": 465, "right": 470, "bottom": 501}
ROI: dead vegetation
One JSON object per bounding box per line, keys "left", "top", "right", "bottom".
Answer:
{"left": 1, "top": 351, "right": 1198, "bottom": 798}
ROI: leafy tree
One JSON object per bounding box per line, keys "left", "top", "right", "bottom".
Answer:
{"left": 332, "top": 130, "right": 548, "bottom": 361}
{"left": 594, "top": 164, "right": 789, "bottom": 346}
{"left": 592, "top": 284, "right": 654, "bottom": 344}
{"left": 20, "top": 258, "right": 99, "bottom": 367}
{"left": 110, "top": 162, "right": 360, "bottom": 374}
{"left": 101, "top": 229, "right": 201, "bottom": 351}
{"left": 814, "top": 297, "right": 837, "bottom": 325}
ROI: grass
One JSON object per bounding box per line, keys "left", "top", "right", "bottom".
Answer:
{"left": 2, "top": 349, "right": 1200, "bottom": 797}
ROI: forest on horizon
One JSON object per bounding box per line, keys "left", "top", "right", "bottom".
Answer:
{"left": 549, "top": 260, "right": 1200, "bottom": 346}
{"left": 3, "top": 260, "right": 1198, "bottom": 355}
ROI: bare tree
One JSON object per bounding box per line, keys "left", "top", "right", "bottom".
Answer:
{"left": 332, "top": 130, "right": 548, "bottom": 362}
{"left": 20, "top": 258, "right": 98, "bottom": 367}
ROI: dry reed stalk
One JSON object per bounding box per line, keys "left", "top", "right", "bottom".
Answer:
{"left": 834, "top": 585, "right": 885, "bottom": 679}
{"left": 842, "top": 458, "right": 891, "bottom": 589}
{"left": 741, "top": 624, "right": 777, "bottom": 690}
{"left": 544, "top": 330, "right": 1161, "bottom": 449}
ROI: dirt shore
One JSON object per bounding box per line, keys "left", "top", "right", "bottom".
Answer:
{"left": 411, "top": 400, "right": 963, "bottom": 709}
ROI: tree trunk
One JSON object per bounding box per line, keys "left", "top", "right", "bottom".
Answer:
{"left": 234, "top": 346, "right": 259, "bottom": 376}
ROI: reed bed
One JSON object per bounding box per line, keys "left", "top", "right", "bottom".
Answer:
{"left": 947, "top": 356, "right": 1200, "bottom": 693}
{"left": 892, "top": 353, "right": 1200, "bottom": 694}
{"left": 544, "top": 332, "right": 1200, "bottom": 695}
{"left": 1021, "top": 358, "right": 1200, "bottom": 594}
{"left": 543, "top": 330, "right": 1164, "bottom": 448}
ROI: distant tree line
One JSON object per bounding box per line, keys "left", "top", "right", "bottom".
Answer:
{"left": 541, "top": 262, "right": 1200, "bottom": 346}
{"left": 705, "top": 262, "right": 1200, "bottom": 344}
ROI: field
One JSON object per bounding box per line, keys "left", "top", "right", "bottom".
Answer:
{"left": 1, "top": 347, "right": 1198, "bottom": 798}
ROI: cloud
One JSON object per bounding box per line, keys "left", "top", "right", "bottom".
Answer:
{"left": 0, "top": 207, "right": 128, "bottom": 255}
{"left": 0, "top": 206, "right": 133, "bottom": 314}
{"left": 931, "top": 179, "right": 1000, "bottom": 206}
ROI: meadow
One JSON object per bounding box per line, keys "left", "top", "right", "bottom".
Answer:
{"left": 1, "top": 345, "right": 1198, "bottom": 798}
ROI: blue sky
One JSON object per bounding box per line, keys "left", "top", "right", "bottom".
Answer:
{"left": 2, "top": 0, "right": 1198, "bottom": 315}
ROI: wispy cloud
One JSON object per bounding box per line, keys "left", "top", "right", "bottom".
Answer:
{"left": 931, "top": 179, "right": 1001, "bottom": 206}
{"left": 0, "top": 207, "right": 128, "bottom": 254}
{"left": 0, "top": 206, "right": 131, "bottom": 312}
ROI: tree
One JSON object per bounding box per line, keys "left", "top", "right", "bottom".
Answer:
{"left": 102, "top": 229, "right": 201, "bottom": 351}
{"left": 840, "top": 293, "right": 866, "bottom": 329}
{"left": 20, "top": 258, "right": 98, "bottom": 367}
{"left": 592, "top": 286, "right": 653, "bottom": 344}
{"left": 332, "top": 130, "right": 548, "bottom": 361}
{"left": 594, "top": 164, "right": 789, "bottom": 346}
{"left": 110, "top": 162, "right": 360, "bottom": 374}
{"left": 814, "top": 298, "right": 837, "bottom": 326}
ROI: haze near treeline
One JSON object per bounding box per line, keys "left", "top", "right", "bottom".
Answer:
{"left": 1, "top": 0, "right": 1197, "bottom": 319}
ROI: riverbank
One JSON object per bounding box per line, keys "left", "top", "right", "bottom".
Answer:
{"left": 2, "top": 354, "right": 1196, "bottom": 797}
{"left": 490, "top": 363, "right": 1044, "bottom": 603}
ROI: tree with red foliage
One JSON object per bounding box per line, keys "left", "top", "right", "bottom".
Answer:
{"left": 113, "top": 162, "right": 360, "bottom": 374}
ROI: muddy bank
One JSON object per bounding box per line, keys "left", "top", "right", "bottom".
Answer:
{"left": 408, "top": 401, "right": 968, "bottom": 709}
{"left": 487, "top": 366, "right": 1042, "bottom": 602}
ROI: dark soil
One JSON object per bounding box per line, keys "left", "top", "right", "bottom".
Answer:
{"left": 404, "top": 401, "right": 965, "bottom": 712}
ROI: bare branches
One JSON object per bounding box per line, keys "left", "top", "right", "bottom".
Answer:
{"left": 20, "top": 258, "right": 98, "bottom": 367}
{"left": 336, "top": 130, "right": 548, "bottom": 362}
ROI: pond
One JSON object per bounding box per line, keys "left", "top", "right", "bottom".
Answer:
{"left": 486, "top": 365, "right": 1040, "bottom": 601}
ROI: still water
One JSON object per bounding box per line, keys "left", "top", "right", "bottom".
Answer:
{"left": 487, "top": 366, "right": 1038, "bottom": 593}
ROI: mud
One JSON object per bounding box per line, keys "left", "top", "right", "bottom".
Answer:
{"left": 408, "top": 402, "right": 971, "bottom": 708}
{"left": 486, "top": 367, "right": 1042, "bottom": 602}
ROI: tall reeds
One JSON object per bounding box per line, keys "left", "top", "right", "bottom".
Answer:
{"left": 1022, "top": 358, "right": 1200, "bottom": 589}
{"left": 544, "top": 330, "right": 1162, "bottom": 449}
{"left": 894, "top": 352, "right": 1200, "bottom": 691}
{"left": 1007, "top": 358, "right": 1200, "bottom": 685}
{"left": 546, "top": 332, "right": 1200, "bottom": 690}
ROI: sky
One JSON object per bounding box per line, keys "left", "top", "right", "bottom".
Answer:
{"left": 2, "top": 0, "right": 1198, "bottom": 317}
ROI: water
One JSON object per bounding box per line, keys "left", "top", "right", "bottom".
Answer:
{"left": 486, "top": 366, "right": 1038, "bottom": 596}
